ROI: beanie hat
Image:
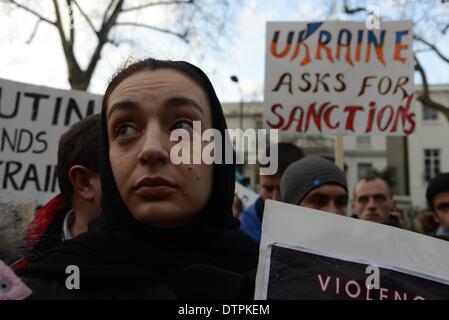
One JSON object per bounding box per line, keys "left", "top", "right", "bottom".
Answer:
{"left": 426, "top": 172, "right": 449, "bottom": 210}
{"left": 280, "top": 155, "right": 348, "bottom": 205}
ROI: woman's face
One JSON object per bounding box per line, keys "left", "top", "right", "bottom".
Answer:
{"left": 107, "top": 69, "right": 213, "bottom": 227}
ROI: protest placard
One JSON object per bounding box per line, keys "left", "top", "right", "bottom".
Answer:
{"left": 0, "top": 78, "right": 102, "bottom": 206}
{"left": 255, "top": 200, "right": 449, "bottom": 299}
{"left": 235, "top": 182, "right": 259, "bottom": 209}
{"left": 264, "top": 21, "right": 415, "bottom": 136}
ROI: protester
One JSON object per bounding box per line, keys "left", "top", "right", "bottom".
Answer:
{"left": 13, "top": 115, "right": 102, "bottom": 270}
{"left": 281, "top": 155, "right": 348, "bottom": 215}
{"left": 239, "top": 142, "right": 304, "bottom": 243}
{"left": 426, "top": 172, "right": 449, "bottom": 240}
{"left": 414, "top": 211, "right": 439, "bottom": 236}
{"left": 0, "top": 202, "right": 26, "bottom": 266}
{"left": 352, "top": 176, "right": 402, "bottom": 227}
{"left": 18, "top": 58, "right": 258, "bottom": 299}
{"left": 0, "top": 203, "right": 32, "bottom": 300}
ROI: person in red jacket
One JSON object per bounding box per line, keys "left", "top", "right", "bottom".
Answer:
{"left": 13, "top": 114, "right": 102, "bottom": 270}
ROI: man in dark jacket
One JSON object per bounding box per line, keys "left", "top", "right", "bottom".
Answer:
{"left": 239, "top": 142, "right": 304, "bottom": 243}
{"left": 13, "top": 114, "right": 102, "bottom": 269}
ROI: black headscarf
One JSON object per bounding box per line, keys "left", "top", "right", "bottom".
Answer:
{"left": 99, "top": 59, "right": 236, "bottom": 232}
{"left": 18, "top": 59, "right": 258, "bottom": 296}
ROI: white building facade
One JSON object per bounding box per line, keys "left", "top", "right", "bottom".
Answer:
{"left": 407, "top": 86, "right": 449, "bottom": 211}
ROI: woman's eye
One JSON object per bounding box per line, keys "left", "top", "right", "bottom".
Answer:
{"left": 116, "top": 124, "right": 138, "bottom": 138}
{"left": 173, "top": 120, "right": 194, "bottom": 133}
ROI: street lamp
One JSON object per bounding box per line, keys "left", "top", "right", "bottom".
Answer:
{"left": 230, "top": 75, "right": 244, "bottom": 129}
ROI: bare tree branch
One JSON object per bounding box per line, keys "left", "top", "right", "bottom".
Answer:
{"left": 107, "top": 37, "right": 120, "bottom": 47}
{"left": 52, "top": 0, "right": 84, "bottom": 89}
{"left": 415, "top": 48, "right": 434, "bottom": 54}
{"left": 115, "top": 22, "right": 189, "bottom": 41}
{"left": 72, "top": 0, "right": 97, "bottom": 34}
{"left": 53, "top": 0, "right": 67, "bottom": 45}
{"left": 414, "top": 54, "right": 449, "bottom": 120}
{"left": 122, "top": 0, "right": 194, "bottom": 12}
{"left": 343, "top": 0, "right": 449, "bottom": 120}
{"left": 66, "top": 0, "right": 75, "bottom": 46}
{"left": 26, "top": 18, "right": 42, "bottom": 44}
{"left": 52, "top": 0, "right": 68, "bottom": 43}
{"left": 414, "top": 35, "right": 449, "bottom": 64}
{"left": 84, "top": 0, "right": 124, "bottom": 84}
{"left": 443, "top": 24, "right": 449, "bottom": 34}
{"left": 3, "top": 0, "right": 238, "bottom": 90}
{"left": 343, "top": 0, "right": 366, "bottom": 14}
{"left": 6, "top": 0, "right": 56, "bottom": 25}
{"left": 414, "top": 54, "right": 429, "bottom": 95}
{"left": 102, "top": 0, "right": 116, "bottom": 26}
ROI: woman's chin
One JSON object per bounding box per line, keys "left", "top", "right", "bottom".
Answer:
{"left": 130, "top": 203, "right": 196, "bottom": 228}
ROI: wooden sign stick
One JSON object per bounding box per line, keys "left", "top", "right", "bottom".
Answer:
{"left": 334, "top": 135, "right": 344, "bottom": 170}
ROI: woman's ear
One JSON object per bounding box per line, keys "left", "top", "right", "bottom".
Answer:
{"left": 68, "top": 165, "right": 97, "bottom": 201}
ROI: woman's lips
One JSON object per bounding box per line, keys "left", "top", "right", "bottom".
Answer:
{"left": 135, "top": 185, "right": 177, "bottom": 198}
{"left": 133, "top": 176, "right": 178, "bottom": 198}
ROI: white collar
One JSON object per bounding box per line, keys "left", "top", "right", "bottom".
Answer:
{"left": 61, "top": 209, "right": 75, "bottom": 241}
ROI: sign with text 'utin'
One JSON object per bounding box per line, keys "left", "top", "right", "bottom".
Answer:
{"left": 0, "top": 78, "right": 102, "bottom": 205}
{"left": 264, "top": 21, "right": 415, "bottom": 136}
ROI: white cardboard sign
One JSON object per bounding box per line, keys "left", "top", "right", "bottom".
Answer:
{"left": 255, "top": 200, "right": 449, "bottom": 299}
{"left": 264, "top": 21, "right": 415, "bottom": 136}
{"left": 0, "top": 78, "right": 102, "bottom": 206}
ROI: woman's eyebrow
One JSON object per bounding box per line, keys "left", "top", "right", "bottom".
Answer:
{"left": 108, "top": 100, "right": 141, "bottom": 120}
{"left": 164, "top": 96, "right": 205, "bottom": 115}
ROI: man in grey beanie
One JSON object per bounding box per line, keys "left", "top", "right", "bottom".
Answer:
{"left": 280, "top": 155, "right": 349, "bottom": 215}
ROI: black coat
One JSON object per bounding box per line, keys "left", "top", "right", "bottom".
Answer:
{"left": 21, "top": 228, "right": 258, "bottom": 300}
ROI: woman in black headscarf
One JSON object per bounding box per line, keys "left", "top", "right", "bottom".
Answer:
{"left": 18, "top": 58, "right": 258, "bottom": 299}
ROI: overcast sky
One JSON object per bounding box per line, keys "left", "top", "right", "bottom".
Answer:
{"left": 1, "top": 0, "right": 448, "bottom": 102}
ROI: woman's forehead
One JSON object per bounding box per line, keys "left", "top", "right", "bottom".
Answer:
{"left": 107, "top": 69, "right": 210, "bottom": 110}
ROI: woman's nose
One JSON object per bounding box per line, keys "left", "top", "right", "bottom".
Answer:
{"left": 137, "top": 124, "right": 169, "bottom": 165}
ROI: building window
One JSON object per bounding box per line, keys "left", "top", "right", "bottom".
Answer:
{"left": 424, "top": 149, "right": 440, "bottom": 181}
{"left": 358, "top": 163, "right": 373, "bottom": 180}
{"left": 356, "top": 136, "right": 371, "bottom": 147}
{"left": 423, "top": 106, "right": 438, "bottom": 121}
